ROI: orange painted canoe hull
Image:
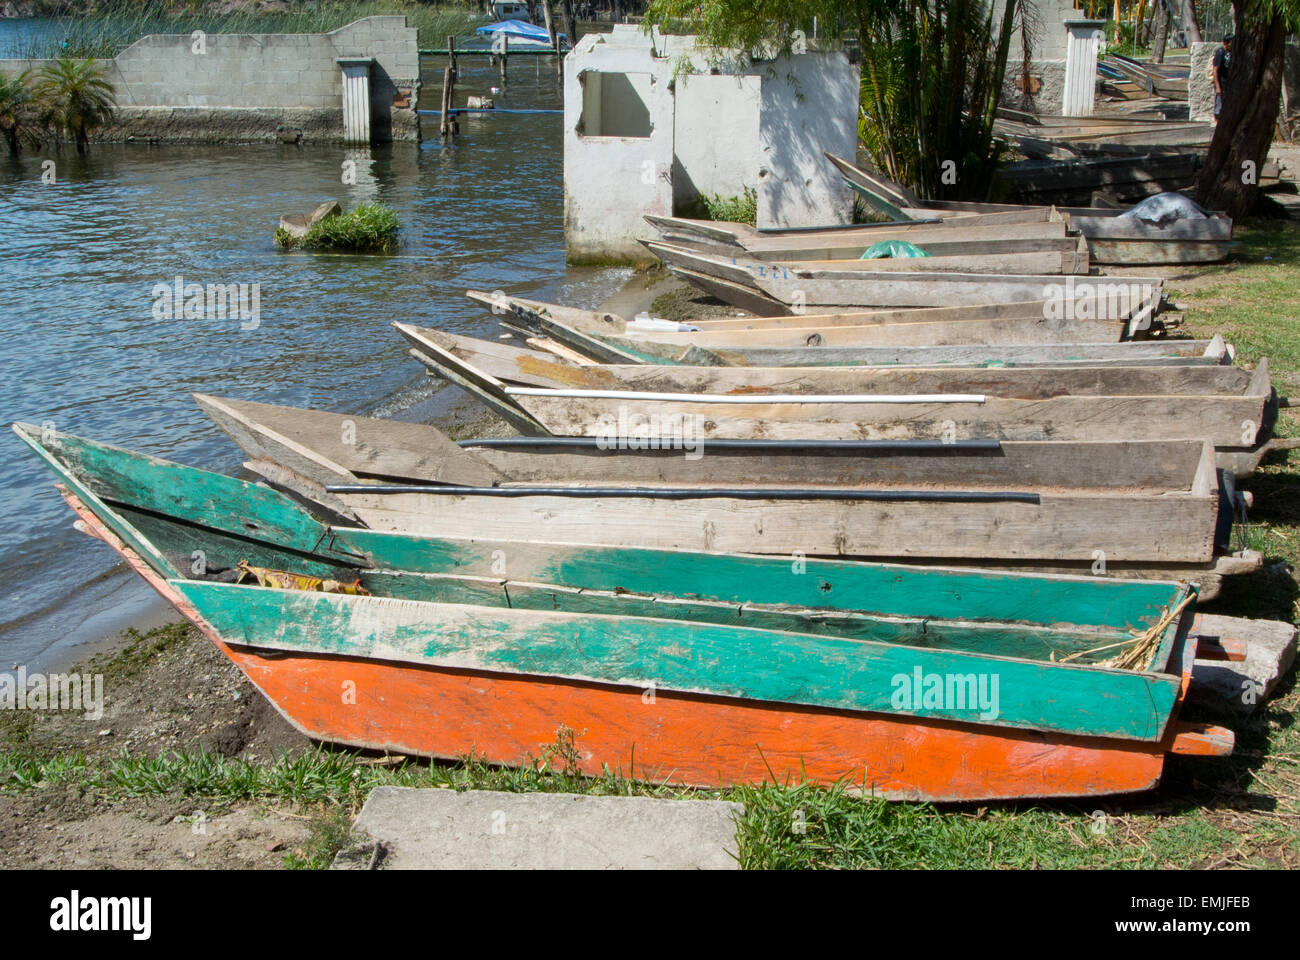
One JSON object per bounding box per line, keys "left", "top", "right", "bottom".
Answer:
{"left": 225, "top": 644, "right": 1176, "bottom": 800}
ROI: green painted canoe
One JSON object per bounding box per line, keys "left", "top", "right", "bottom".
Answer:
{"left": 15, "top": 422, "right": 1198, "bottom": 743}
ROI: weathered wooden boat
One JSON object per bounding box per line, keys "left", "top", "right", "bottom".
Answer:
{"left": 468, "top": 291, "right": 1222, "bottom": 366}
{"left": 648, "top": 241, "right": 1167, "bottom": 315}
{"left": 191, "top": 394, "right": 1263, "bottom": 596}
{"left": 14, "top": 420, "right": 1239, "bottom": 799}
{"left": 649, "top": 216, "right": 1077, "bottom": 262}
{"left": 398, "top": 323, "right": 1285, "bottom": 472}
{"left": 823, "top": 153, "right": 1234, "bottom": 265}
{"left": 642, "top": 234, "right": 1093, "bottom": 276}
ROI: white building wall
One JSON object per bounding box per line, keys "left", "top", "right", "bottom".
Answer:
{"left": 563, "top": 25, "right": 859, "bottom": 263}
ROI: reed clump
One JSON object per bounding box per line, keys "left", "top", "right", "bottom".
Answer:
{"left": 276, "top": 202, "right": 401, "bottom": 253}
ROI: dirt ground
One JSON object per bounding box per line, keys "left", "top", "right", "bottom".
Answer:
{"left": 0, "top": 622, "right": 319, "bottom": 869}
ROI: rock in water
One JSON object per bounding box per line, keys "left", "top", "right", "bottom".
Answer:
{"left": 308, "top": 201, "right": 342, "bottom": 227}
{"left": 279, "top": 202, "right": 341, "bottom": 240}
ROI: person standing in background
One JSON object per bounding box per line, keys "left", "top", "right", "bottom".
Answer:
{"left": 1212, "top": 34, "right": 1233, "bottom": 122}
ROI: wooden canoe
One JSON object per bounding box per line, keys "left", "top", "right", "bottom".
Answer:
{"left": 641, "top": 233, "right": 1092, "bottom": 274}
{"left": 193, "top": 393, "right": 1232, "bottom": 569}
{"left": 464, "top": 295, "right": 1228, "bottom": 365}
{"left": 467, "top": 291, "right": 1154, "bottom": 359}
{"left": 822, "top": 153, "right": 1234, "bottom": 265}
{"left": 650, "top": 243, "right": 1167, "bottom": 318}
{"left": 16, "top": 421, "right": 1236, "bottom": 799}
{"left": 398, "top": 324, "right": 1281, "bottom": 466}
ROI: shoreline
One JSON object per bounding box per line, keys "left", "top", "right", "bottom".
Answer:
{"left": 24, "top": 268, "right": 680, "bottom": 675}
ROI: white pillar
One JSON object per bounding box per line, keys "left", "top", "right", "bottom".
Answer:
{"left": 1062, "top": 19, "right": 1106, "bottom": 117}
{"left": 337, "top": 57, "right": 374, "bottom": 145}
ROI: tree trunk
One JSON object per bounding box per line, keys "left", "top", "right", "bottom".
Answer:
{"left": 1177, "top": 0, "right": 1201, "bottom": 44}
{"left": 1194, "top": 11, "right": 1286, "bottom": 220}
{"left": 540, "top": 0, "right": 559, "bottom": 49}
{"left": 560, "top": 0, "right": 578, "bottom": 44}
{"left": 1152, "top": 0, "right": 1170, "bottom": 63}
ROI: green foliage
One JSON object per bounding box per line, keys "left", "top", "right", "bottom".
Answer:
{"left": 0, "top": 69, "right": 40, "bottom": 157}
{"left": 33, "top": 56, "right": 116, "bottom": 154}
{"left": 699, "top": 186, "right": 758, "bottom": 225}
{"left": 276, "top": 203, "right": 401, "bottom": 253}
{"left": 643, "top": 0, "right": 1020, "bottom": 201}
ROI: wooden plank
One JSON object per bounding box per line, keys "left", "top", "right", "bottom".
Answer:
{"left": 509, "top": 391, "right": 1270, "bottom": 452}
{"left": 194, "top": 393, "right": 504, "bottom": 487}
{"left": 341, "top": 485, "right": 1217, "bottom": 564}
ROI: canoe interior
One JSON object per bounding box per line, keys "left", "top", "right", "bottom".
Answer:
{"left": 15, "top": 422, "right": 1195, "bottom": 677}
{"left": 193, "top": 394, "right": 1218, "bottom": 496}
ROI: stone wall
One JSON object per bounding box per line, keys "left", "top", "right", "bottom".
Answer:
{"left": 1001, "top": 59, "right": 1067, "bottom": 115}
{"left": 0, "top": 16, "right": 420, "bottom": 143}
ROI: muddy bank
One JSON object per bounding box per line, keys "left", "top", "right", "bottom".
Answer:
{"left": 0, "top": 623, "right": 318, "bottom": 868}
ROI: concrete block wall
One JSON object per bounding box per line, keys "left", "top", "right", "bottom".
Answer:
{"left": 993, "top": 0, "right": 1073, "bottom": 62}
{"left": 0, "top": 16, "right": 420, "bottom": 143}
{"left": 1001, "top": 60, "right": 1067, "bottom": 115}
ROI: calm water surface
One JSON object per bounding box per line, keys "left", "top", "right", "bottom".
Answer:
{"left": 0, "top": 57, "right": 625, "bottom": 667}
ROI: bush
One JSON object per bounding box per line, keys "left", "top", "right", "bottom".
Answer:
{"left": 277, "top": 203, "right": 401, "bottom": 253}
{"left": 699, "top": 186, "right": 757, "bottom": 226}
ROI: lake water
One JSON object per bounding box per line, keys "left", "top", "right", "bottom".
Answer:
{"left": 0, "top": 48, "right": 627, "bottom": 668}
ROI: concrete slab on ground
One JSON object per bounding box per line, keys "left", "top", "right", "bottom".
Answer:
{"left": 334, "top": 787, "right": 744, "bottom": 870}
{"left": 1190, "top": 613, "right": 1298, "bottom": 715}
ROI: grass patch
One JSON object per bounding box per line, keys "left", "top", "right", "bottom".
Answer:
{"left": 276, "top": 203, "right": 400, "bottom": 253}
{"left": 283, "top": 807, "right": 357, "bottom": 869}
{"left": 698, "top": 186, "right": 757, "bottom": 226}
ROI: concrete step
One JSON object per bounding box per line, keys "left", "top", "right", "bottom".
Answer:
{"left": 333, "top": 787, "right": 744, "bottom": 870}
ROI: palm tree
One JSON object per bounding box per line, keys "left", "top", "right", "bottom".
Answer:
{"left": 34, "top": 57, "right": 117, "bottom": 156}
{"left": 0, "top": 69, "right": 39, "bottom": 158}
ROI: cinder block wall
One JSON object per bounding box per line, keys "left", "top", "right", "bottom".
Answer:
{"left": 0, "top": 16, "right": 420, "bottom": 143}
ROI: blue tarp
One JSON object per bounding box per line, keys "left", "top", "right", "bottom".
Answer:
{"left": 474, "top": 20, "right": 564, "bottom": 43}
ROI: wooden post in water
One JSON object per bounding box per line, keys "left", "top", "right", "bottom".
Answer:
{"left": 499, "top": 34, "right": 509, "bottom": 85}
{"left": 439, "top": 36, "right": 458, "bottom": 141}
{"left": 540, "top": 0, "right": 561, "bottom": 78}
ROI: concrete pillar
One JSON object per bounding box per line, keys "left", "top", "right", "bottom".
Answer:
{"left": 1062, "top": 19, "right": 1106, "bottom": 117}
{"left": 337, "top": 57, "right": 374, "bottom": 144}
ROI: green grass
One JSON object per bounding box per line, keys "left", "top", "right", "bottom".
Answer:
{"left": 698, "top": 186, "right": 757, "bottom": 226}
{"left": 14, "top": 1, "right": 485, "bottom": 60}
{"left": 276, "top": 203, "right": 400, "bottom": 253}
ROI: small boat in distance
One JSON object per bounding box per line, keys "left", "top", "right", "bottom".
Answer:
{"left": 475, "top": 19, "right": 566, "bottom": 49}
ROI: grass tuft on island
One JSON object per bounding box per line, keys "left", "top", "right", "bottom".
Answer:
{"left": 276, "top": 203, "right": 400, "bottom": 253}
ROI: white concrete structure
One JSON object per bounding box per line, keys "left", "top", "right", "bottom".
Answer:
{"left": 563, "top": 25, "right": 859, "bottom": 263}
{"left": 338, "top": 58, "right": 374, "bottom": 144}
{"left": 0, "top": 16, "right": 421, "bottom": 143}
{"left": 1062, "top": 19, "right": 1106, "bottom": 116}
{"left": 996, "top": 0, "right": 1090, "bottom": 114}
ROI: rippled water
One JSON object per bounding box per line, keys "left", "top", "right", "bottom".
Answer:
{"left": 0, "top": 55, "right": 627, "bottom": 667}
